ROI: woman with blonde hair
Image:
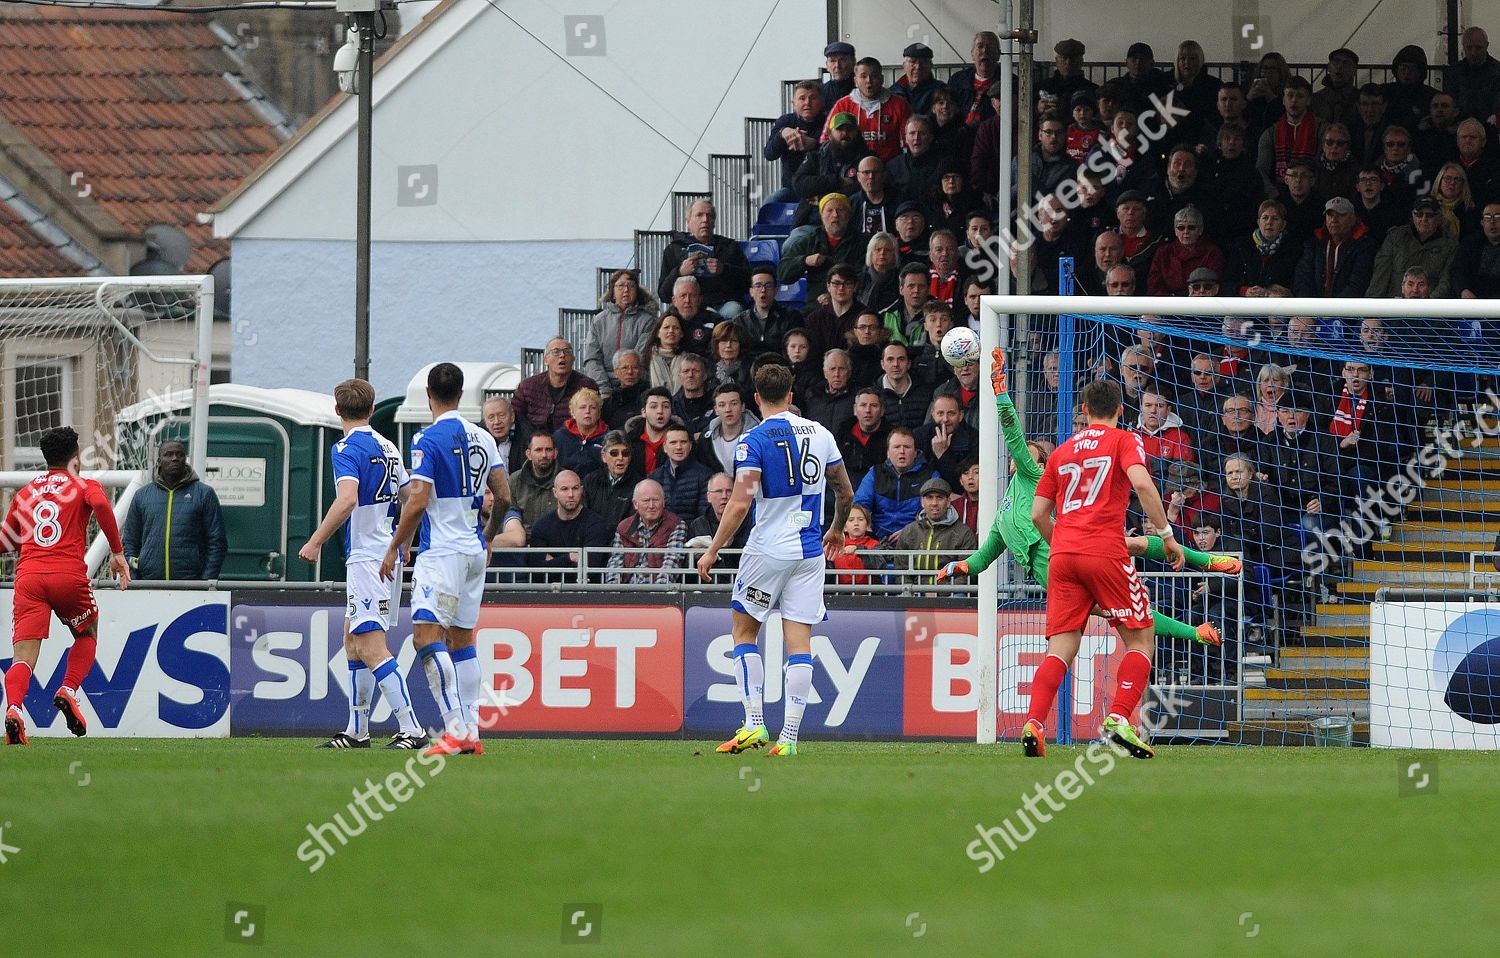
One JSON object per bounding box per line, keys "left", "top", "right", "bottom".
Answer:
{"left": 1431, "top": 161, "right": 1474, "bottom": 237}
{"left": 856, "top": 231, "right": 901, "bottom": 313}
{"left": 1253, "top": 363, "right": 1291, "bottom": 436}
{"left": 554, "top": 388, "right": 609, "bottom": 476}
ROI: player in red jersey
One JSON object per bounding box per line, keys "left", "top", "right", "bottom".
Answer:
{"left": 0, "top": 427, "right": 130, "bottom": 745}
{"left": 1024, "top": 380, "right": 1184, "bottom": 760}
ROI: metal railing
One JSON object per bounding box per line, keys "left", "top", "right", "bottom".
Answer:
{"left": 519, "top": 347, "right": 544, "bottom": 379}
{"left": 744, "top": 116, "right": 779, "bottom": 213}
{"left": 633, "top": 229, "right": 672, "bottom": 293}
{"left": 557, "top": 307, "right": 595, "bottom": 351}
{"left": 1467, "top": 551, "right": 1500, "bottom": 589}
{"left": 670, "top": 192, "right": 710, "bottom": 232}
{"left": 708, "top": 153, "right": 752, "bottom": 240}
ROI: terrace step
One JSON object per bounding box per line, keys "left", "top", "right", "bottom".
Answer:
{"left": 1228, "top": 720, "right": 1370, "bottom": 746}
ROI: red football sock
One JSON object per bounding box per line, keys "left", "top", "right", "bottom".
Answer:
{"left": 1110, "top": 649, "right": 1153, "bottom": 721}
{"left": 4, "top": 662, "right": 32, "bottom": 713}
{"left": 62, "top": 635, "right": 97, "bottom": 692}
{"left": 1025, "top": 654, "right": 1069, "bottom": 727}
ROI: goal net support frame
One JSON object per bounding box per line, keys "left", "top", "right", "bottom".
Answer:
{"left": 0, "top": 275, "right": 215, "bottom": 574}
{"left": 977, "top": 291, "right": 1500, "bottom": 746}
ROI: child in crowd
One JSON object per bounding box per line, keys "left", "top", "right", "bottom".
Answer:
{"left": 951, "top": 459, "right": 981, "bottom": 533}
{"left": 1066, "top": 90, "right": 1104, "bottom": 162}
{"left": 831, "top": 504, "right": 883, "bottom": 585}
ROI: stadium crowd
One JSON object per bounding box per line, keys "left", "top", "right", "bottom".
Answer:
{"left": 476, "top": 29, "right": 1500, "bottom": 636}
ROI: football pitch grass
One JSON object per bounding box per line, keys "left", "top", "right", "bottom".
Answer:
{"left": 3, "top": 739, "right": 1495, "bottom": 956}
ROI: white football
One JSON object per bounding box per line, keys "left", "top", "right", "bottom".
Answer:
{"left": 940, "top": 326, "right": 981, "bottom": 367}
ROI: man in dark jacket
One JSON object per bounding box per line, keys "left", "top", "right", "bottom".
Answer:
{"left": 803, "top": 348, "right": 856, "bottom": 429}
{"left": 835, "top": 388, "right": 892, "bottom": 488}
{"left": 583, "top": 431, "right": 641, "bottom": 529}
{"left": 482, "top": 395, "right": 529, "bottom": 473}
{"left": 1271, "top": 396, "right": 1347, "bottom": 516}
{"left": 687, "top": 471, "right": 749, "bottom": 579}
{"left": 656, "top": 200, "right": 750, "bottom": 314}
{"left": 1451, "top": 201, "right": 1500, "bottom": 297}
{"left": 122, "top": 441, "right": 227, "bottom": 580}
{"left": 528, "top": 470, "right": 611, "bottom": 582}
{"left": 1293, "top": 197, "right": 1376, "bottom": 297}
{"left": 1450, "top": 27, "right": 1500, "bottom": 120}
{"left": 876, "top": 342, "right": 933, "bottom": 430}
{"left": 649, "top": 424, "right": 711, "bottom": 522}
{"left": 763, "top": 80, "right": 825, "bottom": 201}
{"left": 914, "top": 393, "right": 978, "bottom": 488}
{"left": 791, "top": 114, "right": 869, "bottom": 215}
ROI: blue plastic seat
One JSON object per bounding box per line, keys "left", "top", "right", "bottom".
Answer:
{"left": 752, "top": 202, "right": 797, "bottom": 238}
{"left": 775, "top": 278, "right": 807, "bottom": 307}
{"left": 740, "top": 238, "right": 781, "bottom": 268}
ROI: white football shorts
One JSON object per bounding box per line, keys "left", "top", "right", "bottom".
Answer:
{"left": 731, "top": 553, "right": 827, "bottom": 625}
{"left": 346, "top": 560, "right": 402, "bottom": 634}
{"left": 410, "top": 551, "right": 486, "bottom": 630}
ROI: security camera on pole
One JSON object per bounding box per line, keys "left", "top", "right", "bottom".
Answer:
{"left": 334, "top": 0, "right": 390, "bottom": 381}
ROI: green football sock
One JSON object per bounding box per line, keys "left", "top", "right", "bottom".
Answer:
{"left": 1144, "top": 534, "right": 1211, "bottom": 569}
{"left": 1152, "top": 611, "right": 1201, "bottom": 642}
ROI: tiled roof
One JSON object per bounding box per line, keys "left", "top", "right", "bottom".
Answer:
{"left": 0, "top": 200, "right": 79, "bottom": 276}
{"left": 0, "top": 6, "right": 286, "bottom": 275}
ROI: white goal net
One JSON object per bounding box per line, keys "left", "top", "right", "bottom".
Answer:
{"left": 979, "top": 290, "right": 1500, "bottom": 749}
{"left": 0, "top": 276, "right": 214, "bottom": 476}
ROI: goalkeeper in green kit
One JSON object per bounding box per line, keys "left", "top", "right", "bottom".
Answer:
{"left": 936, "top": 348, "right": 1237, "bottom": 647}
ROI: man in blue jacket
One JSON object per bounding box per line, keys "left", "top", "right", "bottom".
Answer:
{"left": 122, "top": 441, "right": 228, "bottom": 580}
{"left": 854, "top": 427, "right": 937, "bottom": 539}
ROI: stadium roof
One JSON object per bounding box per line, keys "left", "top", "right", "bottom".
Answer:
{"left": 0, "top": 5, "right": 290, "bottom": 277}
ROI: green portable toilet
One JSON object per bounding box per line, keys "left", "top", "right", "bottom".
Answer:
{"left": 391, "top": 361, "right": 522, "bottom": 454}
{"left": 370, "top": 395, "right": 403, "bottom": 447}
{"left": 116, "top": 384, "right": 344, "bottom": 582}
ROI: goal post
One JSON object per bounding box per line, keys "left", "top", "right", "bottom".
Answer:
{"left": 0, "top": 275, "right": 214, "bottom": 573}
{"left": 978, "top": 291, "right": 1500, "bottom": 748}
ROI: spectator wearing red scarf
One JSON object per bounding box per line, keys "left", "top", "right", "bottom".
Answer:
{"left": 1256, "top": 76, "right": 1323, "bottom": 192}
{"left": 1328, "top": 359, "right": 1405, "bottom": 489}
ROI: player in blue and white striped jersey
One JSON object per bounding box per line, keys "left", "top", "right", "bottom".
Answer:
{"left": 299, "top": 378, "right": 427, "bottom": 749}
{"left": 697, "top": 363, "right": 855, "bottom": 757}
{"left": 381, "top": 363, "right": 511, "bottom": 757}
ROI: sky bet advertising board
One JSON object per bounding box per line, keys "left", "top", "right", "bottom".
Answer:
{"left": 2, "top": 588, "right": 1141, "bottom": 739}
{"left": 0, "top": 590, "right": 230, "bottom": 737}
{"left": 229, "top": 603, "right": 682, "bottom": 735}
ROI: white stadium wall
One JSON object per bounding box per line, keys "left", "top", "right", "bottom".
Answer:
{"left": 218, "top": 0, "right": 823, "bottom": 396}
{"left": 229, "top": 237, "right": 628, "bottom": 395}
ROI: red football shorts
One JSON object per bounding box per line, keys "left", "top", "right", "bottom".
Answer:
{"left": 1045, "top": 553, "right": 1152, "bottom": 636}
{"left": 11, "top": 572, "right": 97, "bottom": 641}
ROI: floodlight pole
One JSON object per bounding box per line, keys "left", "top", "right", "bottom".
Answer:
{"left": 338, "top": 0, "right": 380, "bottom": 381}
{"left": 354, "top": 11, "right": 374, "bottom": 381}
